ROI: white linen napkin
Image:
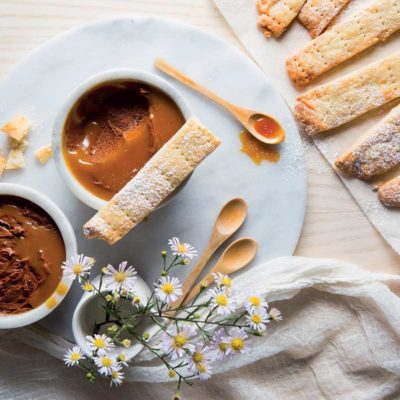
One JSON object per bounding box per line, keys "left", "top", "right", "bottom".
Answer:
{"left": 1, "top": 256, "right": 400, "bottom": 399}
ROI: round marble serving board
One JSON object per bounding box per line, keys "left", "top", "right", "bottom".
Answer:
{"left": 0, "top": 18, "right": 306, "bottom": 341}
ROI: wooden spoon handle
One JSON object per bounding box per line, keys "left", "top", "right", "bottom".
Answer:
{"left": 155, "top": 58, "right": 237, "bottom": 115}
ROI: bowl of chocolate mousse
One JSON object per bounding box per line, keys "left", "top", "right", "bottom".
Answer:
{"left": 0, "top": 184, "right": 77, "bottom": 329}
{"left": 52, "top": 69, "right": 192, "bottom": 210}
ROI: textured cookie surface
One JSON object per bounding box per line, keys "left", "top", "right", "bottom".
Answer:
{"left": 378, "top": 176, "right": 400, "bottom": 208}
{"left": 295, "top": 52, "right": 400, "bottom": 136}
{"left": 288, "top": 0, "right": 400, "bottom": 86}
{"left": 298, "top": 0, "right": 351, "bottom": 38}
{"left": 257, "top": 0, "right": 307, "bottom": 37}
{"left": 83, "top": 117, "right": 221, "bottom": 244}
{"left": 335, "top": 104, "right": 400, "bottom": 179}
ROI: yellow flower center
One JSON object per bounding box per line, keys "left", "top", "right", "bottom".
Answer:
{"left": 118, "top": 354, "right": 126, "bottom": 362}
{"left": 72, "top": 263, "right": 83, "bottom": 275}
{"left": 218, "top": 342, "right": 227, "bottom": 352}
{"left": 221, "top": 277, "right": 231, "bottom": 287}
{"left": 249, "top": 296, "right": 261, "bottom": 307}
{"left": 101, "top": 357, "right": 112, "bottom": 367}
{"left": 231, "top": 338, "right": 244, "bottom": 352}
{"left": 251, "top": 314, "right": 262, "bottom": 324}
{"left": 177, "top": 244, "right": 187, "bottom": 253}
{"left": 71, "top": 352, "right": 80, "bottom": 361}
{"left": 162, "top": 282, "right": 174, "bottom": 295}
{"left": 111, "top": 371, "right": 119, "bottom": 379}
{"left": 173, "top": 334, "right": 187, "bottom": 349}
{"left": 94, "top": 338, "right": 105, "bottom": 349}
{"left": 197, "top": 363, "right": 207, "bottom": 374}
{"left": 83, "top": 282, "right": 93, "bottom": 292}
{"left": 192, "top": 352, "right": 204, "bottom": 364}
{"left": 114, "top": 271, "right": 126, "bottom": 283}
{"left": 215, "top": 294, "right": 228, "bottom": 306}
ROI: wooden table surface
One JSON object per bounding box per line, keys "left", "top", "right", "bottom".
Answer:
{"left": 1, "top": 0, "right": 399, "bottom": 273}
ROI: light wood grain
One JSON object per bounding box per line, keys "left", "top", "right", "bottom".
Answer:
{"left": 0, "top": 0, "right": 399, "bottom": 273}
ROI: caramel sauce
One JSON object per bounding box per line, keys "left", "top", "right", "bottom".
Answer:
{"left": 240, "top": 130, "right": 280, "bottom": 165}
{"left": 0, "top": 196, "right": 65, "bottom": 314}
{"left": 254, "top": 116, "right": 283, "bottom": 140}
{"left": 63, "top": 81, "right": 185, "bottom": 201}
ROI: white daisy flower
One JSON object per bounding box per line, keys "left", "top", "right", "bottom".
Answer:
{"left": 86, "top": 334, "right": 115, "bottom": 356}
{"left": 186, "top": 344, "right": 214, "bottom": 377}
{"left": 104, "top": 261, "right": 137, "bottom": 293}
{"left": 246, "top": 308, "right": 270, "bottom": 332}
{"left": 155, "top": 276, "right": 183, "bottom": 303}
{"left": 62, "top": 254, "right": 94, "bottom": 281}
{"left": 63, "top": 346, "right": 84, "bottom": 367}
{"left": 161, "top": 324, "right": 197, "bottom": 360}
{"left": 93, "top": 354, "right": 118, "bottom": 376}
{"left": 244, "top": 291, "right": 268, "bottom": 313}
{"left": 209, "top": 287, "right": 237, "bottom": 316}
{"left": 225, "top": 327, "right": 252, "bottom": 356}
{"left": 110, "top": 365, "right": 125, "bottom": 386}
{"left": 195, "top": 362, "right": 213, "bottom": 380}
{"left": 211, "top": 328, "right": 229, "bottom": 360}
{"left": 213, "top": 272, "right": 232, "bottom": 290}
{"left": 168, "top": 237, "right": 198, "bottom": 259}
{"left": 269, "top": 307, "right": 283, "bottom": 321}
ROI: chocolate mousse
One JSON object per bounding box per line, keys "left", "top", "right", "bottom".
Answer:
{"left": 0, "top": 196, "right": 65, "bottom": 314}
{"left": 63, "top": 80, "right": 186, "bottom": 200}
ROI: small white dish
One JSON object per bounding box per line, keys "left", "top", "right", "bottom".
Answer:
{"left": 0, "top": 183, "right": 77, "bottom": 329}
{"left": 72, "top": 274, "right": 161, "bottom": 361}
{"left": 52, "top": 68, "right": 192, "bottom": 211}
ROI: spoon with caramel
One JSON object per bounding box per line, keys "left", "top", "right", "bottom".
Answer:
{"left": 155, "top": 58, "right": 285, "bottom": 145}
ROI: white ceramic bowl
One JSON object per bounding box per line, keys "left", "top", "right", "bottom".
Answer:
{"left": 52, "top": 69, "right": 192, "bottom": 210}
{"left": 0, "top": 183, "right": 77, "bottom": 329}
{"left": 72, "top": 274, "right": 162, "bottom": 361}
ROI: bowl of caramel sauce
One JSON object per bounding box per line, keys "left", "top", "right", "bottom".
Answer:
{"left": 52, "top": 69, "right": 192, "bottom": 210}
{"left": 0, "top": 184, "right": 77, "bottom": 329}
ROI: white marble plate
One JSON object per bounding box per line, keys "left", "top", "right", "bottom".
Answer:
{"left": 0, "top": 18, "right": 306, "bottom": 340}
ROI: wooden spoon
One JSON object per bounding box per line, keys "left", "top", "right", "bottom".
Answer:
{"left": 170, "top": 198, "right": 248, "bottom": 311}
{"left": 183, "top": 237, "right": 258, "bottom": 304}
{"left": 154, "top": 58, "right": 285, "bottom": 145}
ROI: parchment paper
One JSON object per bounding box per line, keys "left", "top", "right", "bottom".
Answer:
{"left": 213, "top": 0, "right": 400, "bottom": 254}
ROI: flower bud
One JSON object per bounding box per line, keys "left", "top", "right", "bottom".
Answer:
{"left": 161, "top": 270, "right": 167, "bottom": 277}
{"left": 171, "top": 392, "right": 182, "bottom": 400}
{"left": 182, "top": 258, "right": 190, "bottom": 265}
{"left": 107, "top": 324, "right": 118, "bottom": 333}
{"left": 122, "top": 339, "right": 131, "bottom": 348}
{"left": 142, "top": 332, "right": 150, "bottom": 341}
{"left": 168, "top": 369, "right": 176, "bottom": 379}
{"left": 105, "top": 294, "right": 113, "bottom": 302}
{"left": 86, "top": 372, "right": 95, "bottom": 382}
{"left": 200, "top": 280, "right": 208, "bottom": 290}
{"left": 133, "top": 295, "right": 141, "bottom": 305}
{"left": 161, "top": 250, "right": 167, "bottom": 258}
{"left": 101, "top": 267, "right": 108, "bottom": 274}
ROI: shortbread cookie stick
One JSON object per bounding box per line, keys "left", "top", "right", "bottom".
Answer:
{"left": 257, "top": 0, "right": 307, "bottom": 37}
{"left": 298, "top": 0, "right": 351, "bottom": 38}
{"left": 287, "top": 0, "right": 400, "bottom": 86}
{"left": 335, "top": 104, "right": 400, "bottom": 179}
{"left": 83, "top": 117, "right": 221, "bottom": 244}
{"left": 378, "top": 176, "right": 400, "bottom": 208}
{"left": 295, "top": 52, "right": 400, "bottom": 136}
